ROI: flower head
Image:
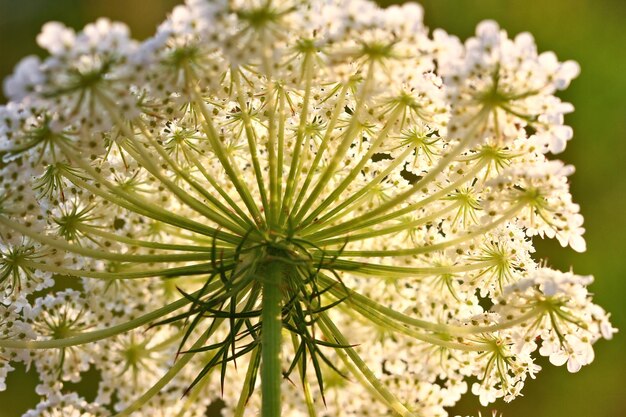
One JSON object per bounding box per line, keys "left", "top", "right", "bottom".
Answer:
{"left": 0, "top": 1, "right": 613, "bottom": 416}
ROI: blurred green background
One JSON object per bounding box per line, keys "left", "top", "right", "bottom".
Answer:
{"left": 0, "top": 0, "right": 624, "bottom": 416}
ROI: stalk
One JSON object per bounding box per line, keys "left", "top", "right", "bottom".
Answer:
{"left": 260, "top": 259, "right": 284, "bottom": 417}
{"left": 278, "top": 52, "right": 315, "bottom": 227}
{"left": 292, "top": 63, "right": 376, "bottom": 226}
{"left": 300, "top": 110, "right": 490, "bottom": 233}
{"left": 19, "top": 259, "right": 234, "bottom": 280}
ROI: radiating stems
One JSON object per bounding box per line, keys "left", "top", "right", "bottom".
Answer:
{"left": 232, "top": 69, "right": 271, "bottom": 223}
{"left": 276, "top": 88, "right": 287, "bottom": 218}
{"left": 0, "top": 215, "right": 220, "bottom": 263}
{"left": 58, "top": 141, "right": 239, "bottom": 243}
{"left": 340, "top": 299, "right": 490, "bottom": 352}
{"left": 97, "top": 90, "right": 250, "bottom": 235}
{"left": 0, "top": 287, "right": 212, "bottom": 349}
{"left": 260, "top": 259, "right": 284, "bottom": 417}
{"left": 317, "top": 313, "right": 417, "bottom": 417}
{"left": 267, "top": 84, "right": 281, "bottom": 228}
{"left": 315, "top": 201, "right": 461, "bottom": 246}
{"left": 298, "top": 105, "right": 404, "bottom": 228}
{"left": 75, "top": 224, "right": 226, "bottom": 252}
{"left": 302, "top": 110, "right": 489, "bottom": 236}
{"left": 185, "top": 149, "right": 257, "bottom": 230}
{"left": 187, "top": 70, "right": 265, "bottom": 227}
{"left": 135, "top": 121, "right": 254, "bottom": 231}
{"left": 323, "top": 201, "right": 527, "bottom": 257}
{"left": 117, "top": 137, "right": 247, "bottom": 235}
{"left": 19, "top": 259, "right": 233, "bottom": 281}
{"left": 278, "top": 52, "right": 315, "bottom": 227}
{"left": 318, "top": 273, "right": 543, "bottom": 337}
{"left": 289, "top": 82, "right": 349, "bottom": 218}
{"left": 323, "top": 258, "right": 498, "bottom": 278}
{"left": 292, "top": 63, "right": 376, "bottom": 226}
{"left": 303, "top": 158, "right": 488, "bottom": 239}
{"left": 304, "top": 144, "right": 417, "bottom": 229}
{"left": 259, "top": 29, "right": 280, "bottom": 228}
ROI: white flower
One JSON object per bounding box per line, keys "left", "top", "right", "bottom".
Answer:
{"left": 442, "top": 20, "right": 579, "bottom": 153}
{"left": 498, "top": 269, "right": 615, "bottom": 373}
{"left": 22, "top": 393, "right": 108, "bottom": 417}
{"left": 0, "top": 1, "right": 612, "bottom": 416}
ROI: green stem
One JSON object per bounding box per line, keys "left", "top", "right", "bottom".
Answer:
{"left": 136, "top": 122, "right": 253, "bottom": 232}
{"left": 75, "top": 224, "right": 225, "bottom": 252}
{"left": 289, "top": 83, "right": 349, "bottom": 219}
{"left": 297, "top": 105, "right": 404, "bottom": 227}
{"left": 323, "top": 258, "right": 498, "bottom": 278}
{"left": 305, "top": 144, "right": 417, "bottom": 229}
{"left": 259, "top": 29, "right": 280, "bottom": 228}
{"left": 314, "top": 201, "right": 461, "bottom": 246}
{"left": 260, "top": 260, "right": 284, "bottom": 417}
{"left": 118, "top": 138, "right": 247, "bottom": 235}
{"left": 318, "top": 273, "right": 542, "bottom": 337}
{"left": 300, "top": 109, "right": 489, "bottom": 235}
{"left": 278, "top": 52, "right": 315, "bottom": 227}
{"left": 95, "top": 90, "right": 249, "bottom": 235}
{"left": 276, "top": 89, "right": 287, "bottom": 222}
{"left": 185, "top": 149, "right": 257, "bottom": 230}
{"left": 341, "top": 302, "right": 490, "bottom": 352}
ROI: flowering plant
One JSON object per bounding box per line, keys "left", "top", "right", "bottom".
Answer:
{"left": 0, "top": 1, "right": 615, "bottom": 416}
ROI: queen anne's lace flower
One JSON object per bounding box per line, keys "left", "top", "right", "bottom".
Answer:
{"left": 439, "top": 20, "right": 580, "bottom": 154}
{"left": 22, "top": 393, "right": 108, "bottom": 417}
{"left": 0, "top": 1, "right": 614, "bottom": 416}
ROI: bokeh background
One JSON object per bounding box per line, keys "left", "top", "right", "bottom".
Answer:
{"left": 0, "top": 0, "right": 624, "bottom": 416}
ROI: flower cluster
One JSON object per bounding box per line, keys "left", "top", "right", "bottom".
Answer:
{"left": 0, "top": 1, "right": 615, "bottom": 416}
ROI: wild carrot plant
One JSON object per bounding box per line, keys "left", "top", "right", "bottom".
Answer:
{"left": 0, "top": 1, "right": 615, "bottom": 416}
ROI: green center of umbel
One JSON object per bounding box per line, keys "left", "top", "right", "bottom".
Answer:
{"left": 183, "top": 224, "right": 332, "bottom": 414}
{"left": 254, "top": 231, "right": 319, "bottom": 303}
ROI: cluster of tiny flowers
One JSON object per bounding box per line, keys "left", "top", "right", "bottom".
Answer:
{"left": 454, "top": 413, "right": 501, "bottom": 417}
{"left": 0, "top": 1, "right": 615, "bottom": 416}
